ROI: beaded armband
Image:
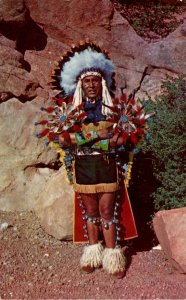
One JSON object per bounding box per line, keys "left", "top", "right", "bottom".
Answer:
{"left": 92, "top": 139, "right": 109, "bottom": 151}
{"left": 75, "top": 130, "right": 98, "bottom": 146}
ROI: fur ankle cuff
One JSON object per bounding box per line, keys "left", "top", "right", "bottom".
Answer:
{"left": 80, "top": 243, "right": 104, "bottom": 268}
{"left": 102, "top": 247, "right": 126, "bottom": 274}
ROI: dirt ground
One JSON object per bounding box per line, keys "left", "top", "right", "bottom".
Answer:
{"left": 0, "top": 210, "right": 185, "bottom": 300}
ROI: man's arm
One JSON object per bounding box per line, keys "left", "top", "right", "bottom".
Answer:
{"left": 59, "top": 128, "right": 115, "bottom": 147}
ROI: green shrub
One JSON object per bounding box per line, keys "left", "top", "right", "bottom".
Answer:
{"left": 142, "top": 75, "right": 186, "bottom": 211}
{"left": 111, "top": 0, "right": 185, "bottom": 39}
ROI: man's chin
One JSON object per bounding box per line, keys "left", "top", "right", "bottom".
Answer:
{"left": 87, "top": 94, "right": 97, "bottom": 99}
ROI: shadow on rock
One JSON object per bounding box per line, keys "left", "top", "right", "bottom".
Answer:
{"left": 0, "top": 16, "right": 47, "bottom": 54}
{"left": 0, "top": 13, "right": 47, "bottom": 73}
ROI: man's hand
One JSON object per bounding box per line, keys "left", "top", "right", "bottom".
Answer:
{"left": 59, "top": 133, "right": 72, "bottom": 147}
{"left": 97, "top": 128, "right": 114, "bottom": 140}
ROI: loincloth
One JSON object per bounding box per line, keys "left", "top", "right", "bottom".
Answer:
{"left": 74, "top": 153, "right": 118, "bottom": 193}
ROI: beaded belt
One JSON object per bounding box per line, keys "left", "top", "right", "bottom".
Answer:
{"left": 75, "top": 147, "right": 116, "bottom": 156}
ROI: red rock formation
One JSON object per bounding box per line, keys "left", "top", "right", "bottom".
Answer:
{"left": 153, "top": 207, "right": 186, "bottom": 273}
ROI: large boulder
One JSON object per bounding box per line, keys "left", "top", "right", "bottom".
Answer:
{"left": 0, "top": 0, "right": 51, "bottom": 211}
{"left": 0, "top": 98, "right": 57, "bottom": 210}
{"left": 0, "top": 62, "right": 40, "bottom": 102}
{"left": 153, "top": 207, "right": 186, "bottom": 273}
{"left": 34, "top": 169, "right": 74, "bottom": 240}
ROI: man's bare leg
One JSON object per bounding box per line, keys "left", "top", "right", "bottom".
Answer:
{"left": 80, "top": 193, "right": 103, "bottom": 273}
{"left": 99, "top": 192, "right": 126, "bottom": 278}
{"left": 99, "top": 192, "right": 116, "bottom": 248}
{"left": 81, "top": 193, "right": 99, "bottom": 244}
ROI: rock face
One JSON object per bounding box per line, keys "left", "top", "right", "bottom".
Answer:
{"left": 0, "top": 97, "right": 57, "bottom": 210}
{"left": 34, "top": 169, "right": 74, "bottom": 240}
{"left": 153, "top": 207, "right": 186, "bottom": 273}
{"left": 24, "top": 0, "right": 186, "bottom": 99}
{"left": 0, "top": 0, "right": 28, "bottom": 23}
{"left": 0, "top": 0, "right": 185, "bottom": 239}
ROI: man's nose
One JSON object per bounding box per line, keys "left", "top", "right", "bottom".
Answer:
{"left": 89, "top": 80, "right": 95, "bottom": 87}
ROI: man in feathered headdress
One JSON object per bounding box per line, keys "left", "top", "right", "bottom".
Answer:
{"left": 37, "top": 41, "right": 140, "bottom": 278}
{"left": 55, "top": 42, "right": 138, "bottom": 279}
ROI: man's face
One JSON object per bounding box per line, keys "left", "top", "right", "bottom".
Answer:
{"left": 82, "top": 75, "right": 102, "bottom": 100}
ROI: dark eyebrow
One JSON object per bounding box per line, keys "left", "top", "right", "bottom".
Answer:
{"left": 83, "top": 78, "right": 90, "bottom": 82}
{"left": 91, "top": 78, "right": 101, "bottom": 82}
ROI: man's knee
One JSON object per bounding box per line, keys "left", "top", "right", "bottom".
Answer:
{"left": 84, "top": 204, "right": 99, "bottom": 217}
{"left": 99, "top": 205, "right": 113, "bottom": 220}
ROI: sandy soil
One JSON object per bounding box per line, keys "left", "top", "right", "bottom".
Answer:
{"left": 0, "top": 210, "right": 185, "bottom": 299}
